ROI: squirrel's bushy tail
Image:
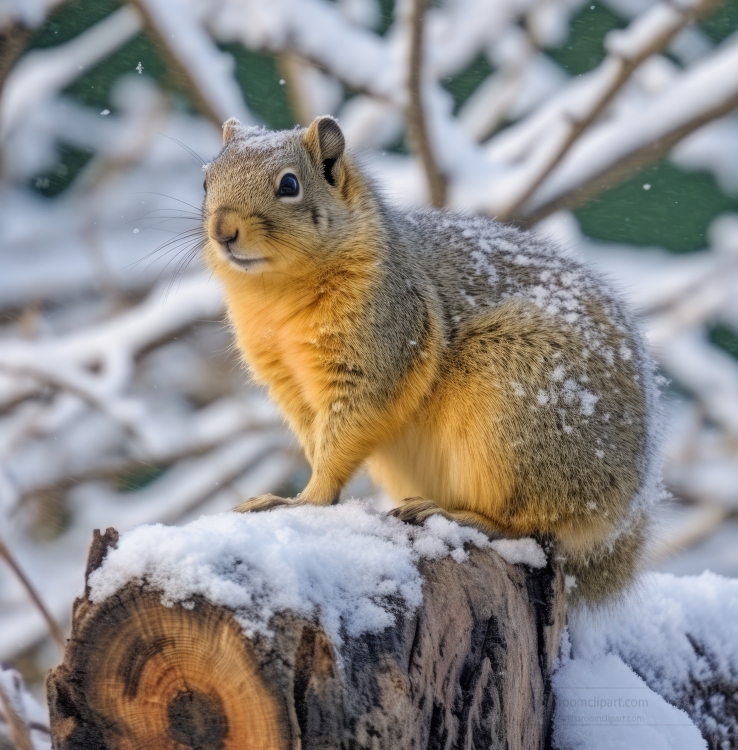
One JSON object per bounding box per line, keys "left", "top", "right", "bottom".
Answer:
{"left": 563, "top": 508, "right": 652, "bottom": 608}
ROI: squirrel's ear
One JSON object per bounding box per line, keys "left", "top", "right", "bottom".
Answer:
{"left": 305, "top": 116, "right": 345, "bottom": 185}
{"left": 222, "top": 117, "right": 241, "bottom": 145}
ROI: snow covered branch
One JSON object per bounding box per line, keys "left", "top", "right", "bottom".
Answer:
{"left": 521, "top": 34, "right": 738, "bottom": 221}
{"left": 0, "top": 667, "right": 50, "bottom": 750}
{"left": 0, "top": 5, "right": 142, "bottom": 142}
{"left": 493, "top": 0, "right": 714, "bottom": 221}
{"left": 129, "top": 0, "right": 254, "bottom": 127}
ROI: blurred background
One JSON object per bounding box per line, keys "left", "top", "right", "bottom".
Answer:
{"left": 1, "top": 0, "right": 738, "bottom": 738}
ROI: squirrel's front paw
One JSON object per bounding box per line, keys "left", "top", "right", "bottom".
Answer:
{"left": 233, "top": 493, "right": 302, "bottom": 514}
{"left": 387, "top": 496, "right": 445, "bottom": 525}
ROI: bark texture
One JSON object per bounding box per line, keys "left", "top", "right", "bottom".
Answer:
{"left": 47, "top": 527, "right": 565, "bottom": 750}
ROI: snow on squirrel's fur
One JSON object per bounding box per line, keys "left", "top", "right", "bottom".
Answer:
{"left": 87, "top": 501, "right": 545, "bottom": 646}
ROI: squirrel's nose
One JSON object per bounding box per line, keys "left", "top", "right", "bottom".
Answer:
{"left": 214, "top": 228, "right": 238, "bottom": 251}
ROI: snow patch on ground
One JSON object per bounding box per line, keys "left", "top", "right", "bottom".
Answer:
{"left": 553, "top": 654, "right": 706, "bottom": 750}
{"left": 554, "top": 571, "right": 738, "bottom": 749}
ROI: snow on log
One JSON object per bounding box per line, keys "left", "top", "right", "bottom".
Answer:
{"left": 46, "top": 503, "right": 565, "bottom": 749}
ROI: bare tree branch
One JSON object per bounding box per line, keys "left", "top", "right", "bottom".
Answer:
{"left": 0, "top": 537, "right": 66, "bottom": 653}
{"left": 406, "top": 0, "right": 446, "bottom": 207}
{"left": 0, "top": 23, "right": 30, "bottom": 102}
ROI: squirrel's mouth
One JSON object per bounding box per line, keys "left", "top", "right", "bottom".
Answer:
{"left": 210, "top": 230, "right": 268, "bottom": 272}
{"left": 226, "top": 252, "right": 267, "bottom": 272}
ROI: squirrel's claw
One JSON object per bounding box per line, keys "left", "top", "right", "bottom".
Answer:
{"left": 233, "top": 493, "right": 302, "bottom": 514}
{"left": 388, "top": 496, "right": 445, "bottom": 525}
{"left": 389, "top": 497, "right": 506, "bottom": 540}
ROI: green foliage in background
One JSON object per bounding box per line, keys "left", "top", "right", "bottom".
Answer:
{"left": 700, "top": 0, "right": 738, "bottom": 43}
{"left": 710, "top": 323, "right": 738, "bottom": 361}
{"left": 442, "top": 53, "right": 494, "bottom": 112}
{"left": 29, "top": 0, "right": 118, "bottom": 47}
{"left": 576, "top": 162, "right": 738, "bottom": 252}
{"left": 548, "top": 2, "right": 626, "bottom": 75}
{"left": 219, "top": 43, "right": 293, "bottom": 130}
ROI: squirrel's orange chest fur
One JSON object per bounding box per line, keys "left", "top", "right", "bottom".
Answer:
{"left": 219, "top": 260, "right": 376, "bottom": 429}
{"left": 225, "top": 281, "right": 327, "bottom": 414}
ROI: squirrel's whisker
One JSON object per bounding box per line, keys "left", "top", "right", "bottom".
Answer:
{"left": 143, "top": 128, "right": 206, "bottom": 164}
{"left": 133, "top": 191, "right": 204, "bottom": 213}
{"left": 157, "top": 239, "right": 207, "bottom": 290}
{"left": 129, "top": 231, "right": 208, "bottom": 273}
{"left": 162, "top": 242, "right": 208, "bottom": 301}
{"left": 115, "top": 209, "right": 202, "bottom": 230}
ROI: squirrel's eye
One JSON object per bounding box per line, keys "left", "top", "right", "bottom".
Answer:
{"left": 278, "top": 173, "right": 299, "bottom": 197}
{"left": 203, "top": 179, "right": 207, "bottom": 192}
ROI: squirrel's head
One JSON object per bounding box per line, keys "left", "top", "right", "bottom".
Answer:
{"left": 203, "top": 115, "right": 372, "bottom": 278}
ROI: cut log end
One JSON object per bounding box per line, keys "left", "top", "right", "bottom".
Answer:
{"left": 47, "top": 521, "right": 566, "bottom": 749}
{"left": 48, "top": 587, "right": 288, "bottom": 750}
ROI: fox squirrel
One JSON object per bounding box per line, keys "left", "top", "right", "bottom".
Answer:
{"left": 202, "top": 115, "right": 663, "bottom": 606}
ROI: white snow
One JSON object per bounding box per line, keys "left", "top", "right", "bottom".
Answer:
{"left": 511, "top": 381, "right": 526, "bottom": 397}
{"left": 0, "top": 666, "right": 51, "bottom": 750}
{"left": 554, "top": 571, "right": 738, "bottom": 749}
{"left": 553, "top": 654, "right": 706, "bottom": 750}
{"left": 673, "top": 113, "right": 738, "bottom": 193}
{"left": 489, "top": 537, "right": 547, "bottom": 568}
{"left": 550, "top": 365, "right": 566, "bottom": 382}
{"left": 605, "top": 3, "right": 683, "bottom": 61}
{"left": 88, "top": 502, "right": 546, "bottom": 647}
{"left": 2, "top": 0, "right": 738, "bottom": 711}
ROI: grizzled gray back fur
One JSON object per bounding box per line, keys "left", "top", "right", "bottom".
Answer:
{"left": 386, "top": 208, "right": 663, "bottom": 601}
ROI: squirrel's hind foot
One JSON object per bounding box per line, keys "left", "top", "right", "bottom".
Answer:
{"left": 233, "top": 493, "right": 306, "bottom": 514}
{"left": 389, "top": 497, "right": 504, "bottom": 539}
{"left": 388, "top": 496, "right": 444, "bottom": 525}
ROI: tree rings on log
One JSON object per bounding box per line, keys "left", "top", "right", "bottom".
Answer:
{"left": 47, "top": 585, "right": 288, "bottom": 750}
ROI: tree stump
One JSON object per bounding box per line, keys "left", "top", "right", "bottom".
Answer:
{"left": 47, "top": 509, "right": 565, "bottom": 750}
